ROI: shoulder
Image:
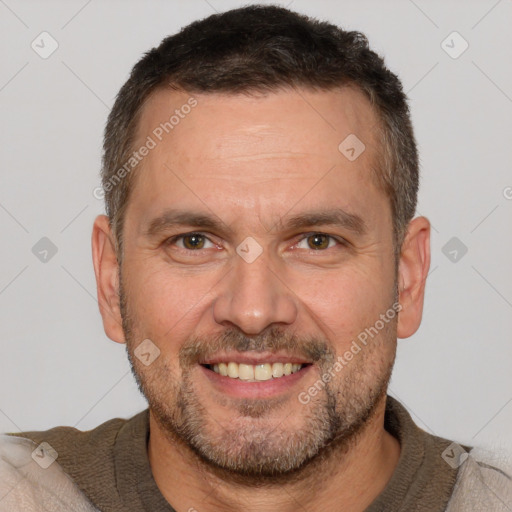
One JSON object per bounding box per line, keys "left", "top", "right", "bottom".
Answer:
{"left": 10, "top": 415, "right": 131, "bottom": 451}
{"left": 446, "top": 447, "right": 512, "bottom": 511}
{"left": 0, "top": 411, "right": 148, "bottom": 511}
{"left": 0, "top": 434, "right": 99, "bottom": 511}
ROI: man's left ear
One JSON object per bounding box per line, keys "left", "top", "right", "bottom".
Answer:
{"left": 397, "top": 216, "right": 431, "bottom": 339}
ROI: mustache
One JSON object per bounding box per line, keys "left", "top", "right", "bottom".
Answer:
{"left": 179, "top": 326, "right": 335, "bottom": 369}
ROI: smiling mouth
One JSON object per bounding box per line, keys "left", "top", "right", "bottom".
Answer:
{"left": 202, "top": 362, "right": 310, "bottom": 382}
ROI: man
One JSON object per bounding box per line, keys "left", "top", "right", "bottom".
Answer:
{"left": 1, "top": 5, "right": 510, "bottom": 511}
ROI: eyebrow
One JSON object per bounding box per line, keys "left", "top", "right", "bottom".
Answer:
{"left": 143, "top": 207, "right": 367, "bottom": 238}
{"left": 276, "top": 208, "right": 367, "bottom": 235}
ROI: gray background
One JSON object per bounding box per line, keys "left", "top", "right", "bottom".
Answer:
{"left": 1, "top": 0, "right": 511, "bottom": 453}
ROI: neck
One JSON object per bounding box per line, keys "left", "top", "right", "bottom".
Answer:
{"left": 148, "top": 395, "right": 400, "bottom": 512}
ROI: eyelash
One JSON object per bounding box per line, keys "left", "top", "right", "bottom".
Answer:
{"left": 165, "top": 232, "right": 347, "bottom": 252}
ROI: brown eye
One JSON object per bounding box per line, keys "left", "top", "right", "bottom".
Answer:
{"left": 306, "top": 234, "right": 331, "bottom": 250}
{"left": 181, "top": 234, "right": 206, "bottom": 250}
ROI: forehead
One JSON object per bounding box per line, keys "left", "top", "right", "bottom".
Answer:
{"left": 137, "top": 85, "right": 379, "bottom": 161}
{"left": 128, "top": 86, "right": 386, "bottom": 230}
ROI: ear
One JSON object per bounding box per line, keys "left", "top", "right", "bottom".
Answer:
{"left": 91, "top": 215, "right": 125, "bottom": 344}
{"left": 397, "top": 216, "right": 431, "bottom": 339}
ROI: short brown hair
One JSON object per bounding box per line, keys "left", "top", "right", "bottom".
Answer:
{"left": 102, "top": 4, "right": 419, "bottom": 261}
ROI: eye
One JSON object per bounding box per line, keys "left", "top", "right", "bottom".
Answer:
{"left": 295, "top": 233, "right": 341, "bottom": 251}
{"left": 167, "top": 233, "right": 216, "bottom": 250}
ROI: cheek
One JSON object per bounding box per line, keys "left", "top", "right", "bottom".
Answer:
{"left": 295, "top": 266, "right": 392, "bottom": 341}
{"left": 125, "top": 261, "right": 214, "bottom": 339}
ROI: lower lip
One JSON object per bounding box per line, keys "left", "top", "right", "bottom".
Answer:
{"left": 199, "top": 364, "right": 312, "bottom": 399}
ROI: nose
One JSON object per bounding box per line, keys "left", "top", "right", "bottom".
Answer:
{"left": 212, "top": 250, "right": 298, "bottom": 335}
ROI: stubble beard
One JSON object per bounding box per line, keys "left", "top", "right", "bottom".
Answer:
{"left": 119, "top": 276, "right": 397, "bottom": 482}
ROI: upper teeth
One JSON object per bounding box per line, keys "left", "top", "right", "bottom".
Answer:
{"left": 210, "top": 362, "right": 303, "bottom": 381}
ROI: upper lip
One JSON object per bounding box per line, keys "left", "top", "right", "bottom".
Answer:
{"left": 200, "top": 351, "right": 311, "bottom": 366}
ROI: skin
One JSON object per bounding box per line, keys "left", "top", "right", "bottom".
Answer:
{"left": 92, "top": 86, "right": 430, "bottom": 511}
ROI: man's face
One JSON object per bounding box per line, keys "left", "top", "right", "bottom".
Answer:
{"left": 119, "top": 86, "right": 398, "bottom": 477}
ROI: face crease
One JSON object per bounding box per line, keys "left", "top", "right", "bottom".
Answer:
{"left": 180, "top": 157, "right": 336, "bottom": 183}
{"left": 206, "top": 152, "right": 329, "bottom": 163}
